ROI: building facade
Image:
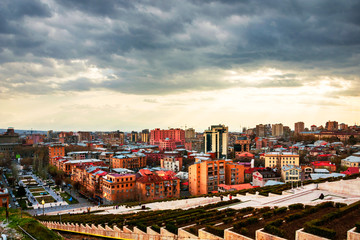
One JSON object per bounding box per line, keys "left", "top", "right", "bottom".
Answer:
{"left": 281, "top": 165, "right": 301, "bottom": 183}
{"left": 294, "top": 122, "right": 305, "bottom": 135}
{"left": 264, "top": 152, "right": 299, "bottom": 168}
{"left": 204, "top": 124, "right": 228, "bottom": 159}
{"left": 272, "top": 123, "right": 284, "bottom": 137}
{"left": 188, "top": 159, "right": 227, "bottom": 195}
{"left": 102, "top": 173, "right": 137, "bottom": 204}
{"left": 110, "top": 153, "right": 147, "bottom": 170}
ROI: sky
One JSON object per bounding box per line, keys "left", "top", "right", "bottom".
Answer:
{"left": 1, "top": 0, "right": 360, "bottom": 132}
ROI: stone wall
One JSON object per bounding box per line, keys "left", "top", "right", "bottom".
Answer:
{"left": 347, "top": 227, "right": 360, "bottom": 240}
{"left": 146, "top": 227, "right": 161, "bottom": 240}
{"left": 224, "top": 228, "right": 253, "bottom": 240}
{"left": 295, "top": 228, "right": 330, "bottom": 240}
{"left": 256, "top": 228, "right": 287, "bottom": 240}
{"left": 198, "top": 228, "right": 224, "bottom": 239}
{"left": 40, "top": 221, "right": 358, "bottom": 240}
{"left": 178, "top": 226, "right": 199, "bottom": 240}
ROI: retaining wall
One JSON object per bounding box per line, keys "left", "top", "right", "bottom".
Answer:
{"left": 41, "top": 221, "right": 358, "bottom": 240}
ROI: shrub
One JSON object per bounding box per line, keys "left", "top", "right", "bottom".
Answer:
{"left": 239, "top": 207, "right": 254, "bottom": 213}
{"left": 205, "top": 225, "right": 224, "bottom": 237}
{"left": 334, "top": 202, "right": 347, "bottom": 208}
{"left": 151, "top": 225, "right": 160, "bottom": 233}
{"left": 262, "top": 211, "right": 273, "bottom": 219}
{"left": 258, "top": 206, "right": 271, "bottom": 213}
{"left": 317, "top": 201, "right": 334, "bottom": 209}
{"left": 259, "top": 191, "right": 269, "bottom": 196}
{"left": 273, "top": 207, "right": 287, "bottom": 215}
{"left": 239, "top": 227, "right": 248, "bottom": 235}
{"left": 304, "top": 223, "right": 336, "bottom": 239}
{"left": 223, "top": 217, "right": 233, "bottom": 224}
{"left": 288, "top": 203, "right": 304, "bottom": 210}
{"left": 285, "top": 212, "right": 304, "bottom": 222}
{"left": 264, "top": 224, "right": 285, "bottom": 238}
{"left": 267, "top": 219, "right": 284, "bottom": 227}
{"left": 136, "top": 222, "right": 147, "bottom": 232}
{"left": 355, "top": 222, "right": 360, "bottom": 233}
{"left": 233, "top": 217, "right": 259, "bottom": 230}
{"left": 166, "top": 223, "right": 178, "bottom": 235}
{"left": 189, "top": 227, "right": 197, "bottom": 235}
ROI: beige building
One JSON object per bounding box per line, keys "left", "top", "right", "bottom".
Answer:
{"left": 204, "top": 124, "right": 228, "bottom": 159}
{"left": 272, "top": 123, "right": 283, "bottom": 137}
{"left": 341, "top": 155, "right": 360, "bottom": 168}
{"left": 185, "top": 128, "right": 196, "bottom": 139}
{"left": 281, "top": 165, "right": 301, "bottom": 183}
{"left": 264, "top": 152, "right": 299, "bottom": 168}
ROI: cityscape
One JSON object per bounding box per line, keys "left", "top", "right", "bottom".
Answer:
{"left": 1, "top": 0, "right": 360, "bottom": 240}
{"left": 0, "top": 121, "right": 360, "bottom": 239}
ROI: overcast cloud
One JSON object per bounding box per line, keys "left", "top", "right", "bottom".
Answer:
{"left": 0, "top": 0, "right": 359, "bottom": 130}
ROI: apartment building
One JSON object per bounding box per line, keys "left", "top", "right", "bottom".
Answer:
{"left": 204, "top": 124, "right": 228, "bottom": 159}
{"left": 110, "top": 152, "right": 147, "bottom": 170}
{"left": 150, "top": 128, "right": 185, "bottom": 146}
{"left": 295, "top": 122, "right": 305, "bottom": 135}
{"left": 102, "top": 173, "right": 137, "bottom": 204}
{"left": 188, "top": 159, "right": 226, "bottom": 195}
{"left": 71, "top": 166, "right": 107, "bottom": 199}
{"left": 264, "top": 152, "right": 299, "bottom": 168}
{"left": 281, "top": 165, "right": 301, "bottom": 183}
{"left": 48, "top": 143, "right": 65, "bottom": 159}
{"left": 225, "top": 162, "right": 245, "bottom": 185}
{"left": 272, "top": 123, "right": 284, "bottom": 137}
{"left": 160, "top": 156, "right": 183, "bottom": 172}
{"left": 234, "top": 136, "right": 250, "bottom": 157}
{"left": 136, "top": 170, "right": 180, "bottom": 201}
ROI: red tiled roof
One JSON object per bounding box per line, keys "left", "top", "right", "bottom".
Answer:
{"left": 341, "top": 167, "right": 359, "bottom": 175}
{"left": 137, "top": 174, "right": 164, "bottom": 183}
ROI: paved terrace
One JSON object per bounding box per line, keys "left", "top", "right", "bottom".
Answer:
{"left": 43, "top": 178, "right": 360, "bottom": 216}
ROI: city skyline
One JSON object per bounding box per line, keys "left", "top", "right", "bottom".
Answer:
{"left": 1, "top": 1, "right": 359, "bottom": 131}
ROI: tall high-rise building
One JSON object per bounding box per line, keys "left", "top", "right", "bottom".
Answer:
{"left": 339, "top": 123, "right": 348, "bottom": 131}
{"left": 294, "top": 122, "right": 305, "bottom": 135}
{"left": 256, "top": 124, "right": 265, "bottom": 137}
{"left": 78, "top": 131, "right": 92, "bottom": 142}
{"left": 204, "top": 124, "right": 228, "bottom": 159}
{"left": 140, "top": 129, "right": 150, "bottom": 143}
{"left": 150, "top": 128, "right": 185, "bottom": 146}
{"left": 272, "top": 123, "right": 284, "bottom": 137}
{"left": 326, "top": 121, "right": 338, "bottom": 131}
{"left": 130, "top": 131, "right": 138, "bottom": 143}
{"left": 185, "top": 128, "right": 195, "bottom": 139}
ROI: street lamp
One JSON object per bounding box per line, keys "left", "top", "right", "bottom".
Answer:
{"left": 41, "top": 199, "right": 45, "bottom": 216}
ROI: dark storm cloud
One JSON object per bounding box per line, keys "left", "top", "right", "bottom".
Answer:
{"left": 0, "top": 0, "right": 360, "bottom": 95}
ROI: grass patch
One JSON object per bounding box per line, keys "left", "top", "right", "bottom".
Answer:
{"left": 32, "top": 192, "right": 48, "bottom": 197}
{"left": 60, "top": 192, "right": 79, "bottom": 204}
{"left": 29, "top": 188, "right": 44, "bottom": 192}
{"left": 35, "top": 196, "right": 56, "bottom": 203}
{"left": 0, "top": 207, "right": 62, "bottom": 240}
